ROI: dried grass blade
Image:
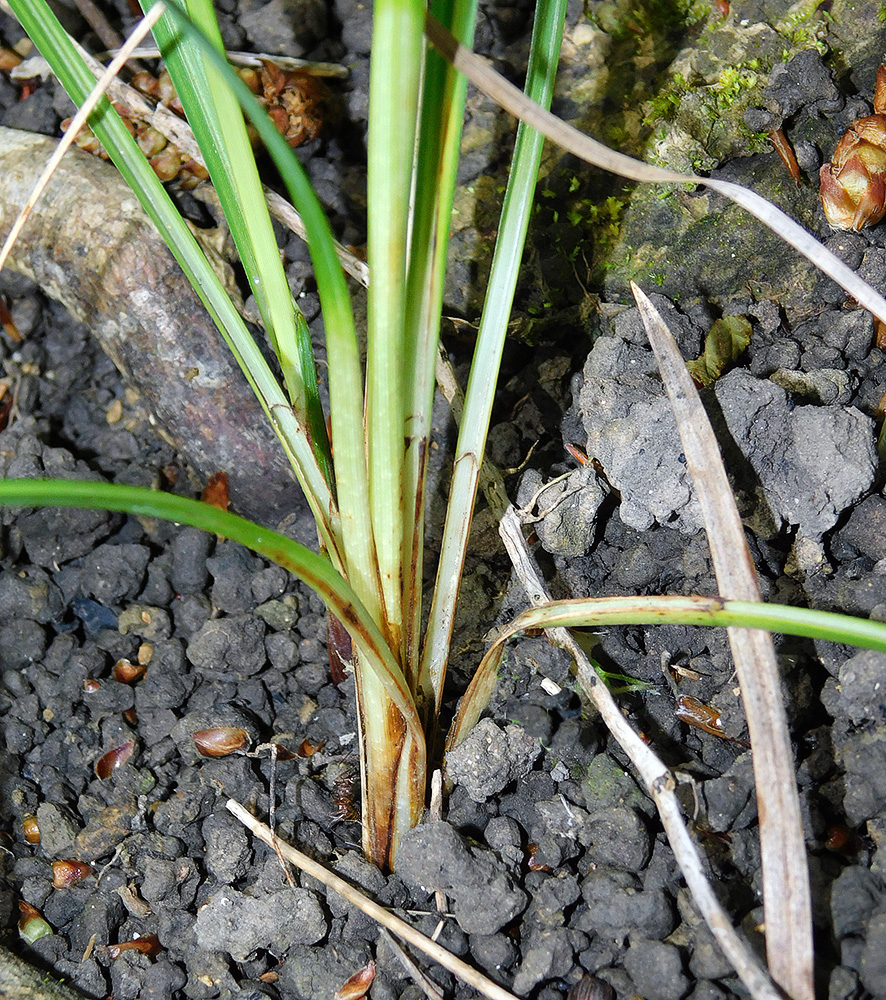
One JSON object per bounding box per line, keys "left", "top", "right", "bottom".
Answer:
{"left": 423, "top": 14, "right": 886, "bottom": 327}
{"left": 631, "top": 283, "right": 813, "bottom": 1000}
{"left": 110, "top": 45, "right": 349, "bottom": 77}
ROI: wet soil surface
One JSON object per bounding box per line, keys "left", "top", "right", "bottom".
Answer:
{"left": 2, "top": 2, "right": 886, "bottom": 999}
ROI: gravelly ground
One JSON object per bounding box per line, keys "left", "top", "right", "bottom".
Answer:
{"left": 1, "top": 1, "right": 886, "bottom": 999}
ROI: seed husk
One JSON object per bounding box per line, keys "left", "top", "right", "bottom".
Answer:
{"left": 18, "top": 900, "right": 52, "bottom": 943}
{"left": 108, "top": 933, "right": 163, "bottom": 959}
{"left": 51, "top": 859, "right": 94, "bottom": 889}
{"left": 22, "top": 814, "right": 40, "bottom": 844}
{"left": 95, "top": 740, "right": 136, "bottom": 779}
{"left": 192, "top": 727, "right": 250, "bottom": 758}
{"left": 334, "top": 961, "right": 375, "bottom": 1000}
{"left": 113, "top": 658, "right": 146, "bottom": 683}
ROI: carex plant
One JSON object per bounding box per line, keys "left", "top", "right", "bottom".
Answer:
{"left": 7, "top": 0, "right": 886, "bottom": 885}
{"left": 1, "top": 0, "right": 571, "bottom": 867}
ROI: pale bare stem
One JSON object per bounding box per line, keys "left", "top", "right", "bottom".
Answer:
{"left": 260, "top": 742, "right": 297, "bottom": 891}
{"left": 225, "top": 799, "right": 522, "bottom": 1000}
{"left": 631, "top": 284, "right": 813, "bottom": 1000}
{"left": 428, "top": 769, "right": 448, "bottom": 936}
{"left": 109, "top": 46, "right": 349, "bottom": 77}
{"left": 497, "top": 508, "right": 783, "bottom": 1000}
{"left": 0, "top": 1, "right": 166, "bottom": 275}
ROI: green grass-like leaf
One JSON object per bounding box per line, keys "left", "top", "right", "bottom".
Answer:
{"left": 0, "top": 477, "right": 422, "bottom": 727}
{"left": 7, "top": 0, "right": 340, "bottom": 551}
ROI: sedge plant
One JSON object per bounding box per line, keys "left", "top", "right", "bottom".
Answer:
{"left": 5, "top": 0, "right": 886, "bottom": 885}
{"left": 1, "top": 0, "right": 573, "bottom": 868}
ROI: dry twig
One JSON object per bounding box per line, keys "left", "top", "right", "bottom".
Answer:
{"left": 497, "top": 508, "right": 782, "bottom": 1000}
{"left": 379, "top": 929, "right": 446, "bottom": 1000}
{"left": 225, "top": 799, "right": 521, "bottom": 1000}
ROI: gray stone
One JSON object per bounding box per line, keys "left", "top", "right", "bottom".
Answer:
{"left": 623, "top": 939, "right": 690, "bottom": 1000}
{"left": 836, "top": 650, "right": 886, "bottom": 724}
{"left": 396, "top": 821, "right": 526, "bottom": 935}
{"left": 195, "top": 886, "right": 326, "bottom": 960}
{"left": 445, "top": 719, "right": 541, "bottom": 802}
{"left": 186, "top": 615, "right": 266, "bottom": 677}
{"left": 715, "top": 369, "right": 876, "bottom": 538}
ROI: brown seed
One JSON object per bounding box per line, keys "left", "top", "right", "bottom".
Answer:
{"left": 334, "top": 961, "right": 375, "bottom": 1000}
{"left": 52, "top": 859, "right": 94, "bottom": 889}
{"left": 113, "top": 658, "right": 146, "bottom": 684}
{"left": 95, "top": 740, "right": 136, "bottom": 779}
{"left": 83, "top": 678, "right": 101, "bottom": 693}
{"left": 192, "top": 727, "right": 250, "bottom": 758}
{"left": 22, "top": 814, "right": 40, "bottom": 844}
{"left": 131, "top": 70, "right": 160, "bottom": 99}
{"left": 566, "top": 975, "right": 616, "bottom": 1000}
{"left": 18, "top": 900, "right": 52, "bottom": 943}
{"left": 108, "top": 933, "right": 162, "bottom": 959}
{"left": 123, "top": 708, "right": 139, "bottom": 726}
{"left": 0, "top": 46, "right": 22, "bottom": 73}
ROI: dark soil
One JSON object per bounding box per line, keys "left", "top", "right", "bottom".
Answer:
{"left": 1, "top": 2, "right": 886, "bottom": 1000}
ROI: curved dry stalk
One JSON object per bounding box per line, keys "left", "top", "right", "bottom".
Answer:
{"left": 423, "top": 15, "right": 886, "bottom": 328}
{"left": 631, "top": 285, "right": 813, "bottom": 1000}
{"left": 497, "top": 509, "right": 783, "bottom": 1000}
{"left": 225, "top": 799, "right": 521, "bottom": 1000}
{"left": 2, "top": 7, "right": 369, "bottom": 286}
{"left": 0, "top": 1, "right": 165, "bottom": 274}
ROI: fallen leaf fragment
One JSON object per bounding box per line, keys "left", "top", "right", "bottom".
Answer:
{"left": 686, "top": 316, "right": 752, "bottom": 387}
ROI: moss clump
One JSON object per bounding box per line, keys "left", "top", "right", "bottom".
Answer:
{"left": 774, "top": 0, "right": 830, "bottom": 57}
